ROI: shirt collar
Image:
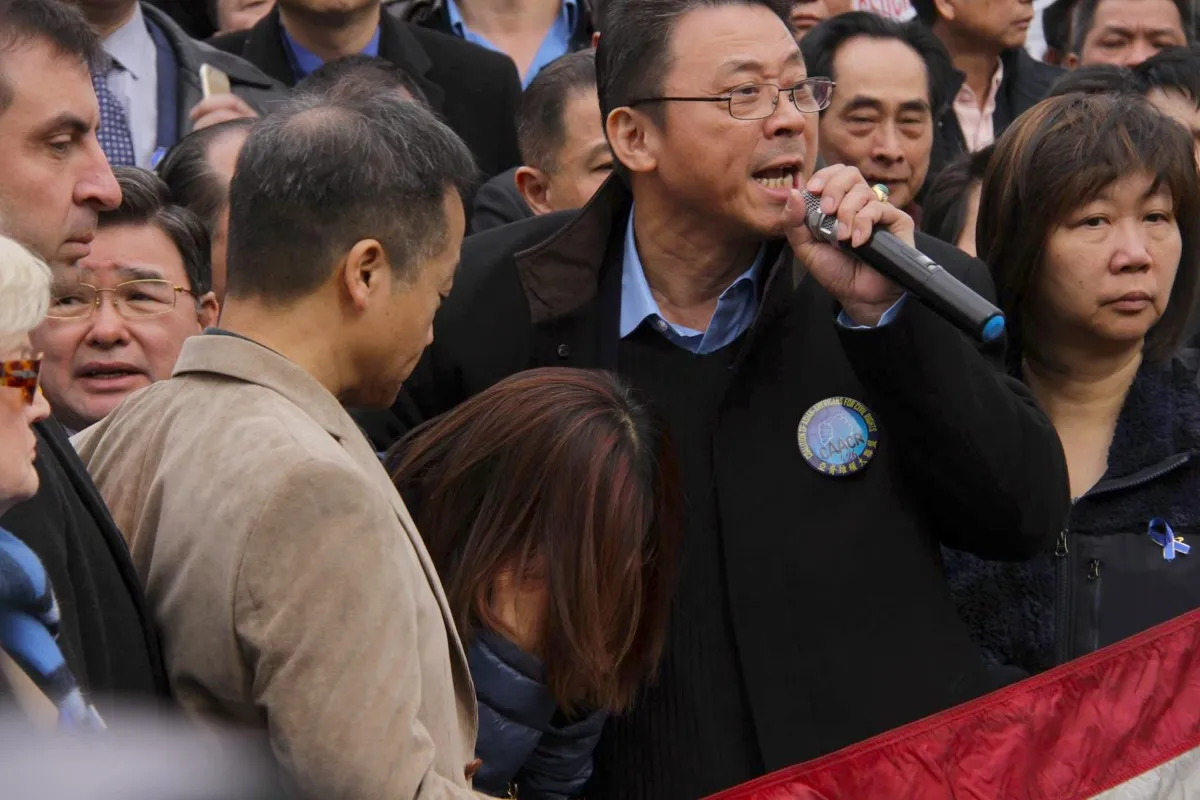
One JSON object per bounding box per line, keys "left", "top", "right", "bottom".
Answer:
{"left": 282, "top": 25, "right": 382, "bottom": 80}
{"left": 101, "top": 3, "right": 155, "bottom": 80}
{"left": 445, "top": 0, "right": 579, "bottom": 38}
{"left": 955, "top": 60, "right": 1004, "bottom": 107}
{"left": 618, "top": 206, "right": 762, "bottom": 340}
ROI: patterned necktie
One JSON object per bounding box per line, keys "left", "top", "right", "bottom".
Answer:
{"left": 90, "top": 54, "right": 136, "bottom": 168}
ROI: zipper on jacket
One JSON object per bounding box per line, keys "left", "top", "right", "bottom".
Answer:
{"left": 1055, "top": 452, "right": 1192, "bottom": 665}
{"left": 1054, "top": 528, "right": 1071, "bottom": 665}
{"left": 1087, "top": 559, "right": 1102, "bottom": 653}
{"left": 1086, "top": 452, "right": 1193, "bottom": 499}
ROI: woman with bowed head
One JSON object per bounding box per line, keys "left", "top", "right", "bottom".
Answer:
{"left": 387, "top": 367, "right": 681, "bottom": 799}
{"left": 944, "top": 92, "right": 1200, "bottom": 681}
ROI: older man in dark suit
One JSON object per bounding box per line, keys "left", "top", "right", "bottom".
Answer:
{"left": 211, "top": 0, "right": 522, "bottom": 178}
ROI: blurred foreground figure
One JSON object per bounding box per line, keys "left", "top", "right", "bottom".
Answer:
{"left": 0, "top": 709, "right": 286, "bottom": 799}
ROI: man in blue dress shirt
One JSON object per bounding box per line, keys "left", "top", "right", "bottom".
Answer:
{"left": 212, "top": 0, "right": 524, "bottom": 178}
{"left": 395, "top": 0, "right": 599, "bottom": 85}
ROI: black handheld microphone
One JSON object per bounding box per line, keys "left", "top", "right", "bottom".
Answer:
{"left": 800, "top": 191, "right": 1005, "bottom": 343}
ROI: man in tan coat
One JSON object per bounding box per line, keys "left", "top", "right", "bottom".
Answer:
{"left": 74, "top": 89, "right": 482, "bottom": 798}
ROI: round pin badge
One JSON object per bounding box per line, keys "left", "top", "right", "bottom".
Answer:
{"left": 797, "top": 396, "right": 879, "bottom": 476}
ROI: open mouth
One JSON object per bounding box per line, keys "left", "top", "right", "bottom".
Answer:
{"left": 753, "top": 166, "right": 801, "bottom": 191}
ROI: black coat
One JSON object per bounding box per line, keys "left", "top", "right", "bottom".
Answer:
{"left": 141, "top": 3, "right": 288, "bottom": 145}
{"left": 356, "top": 177, "right": 1071, "bottom": 797}
{"left": 0, "top": 420, "right": 168, "bottom": 712}
{"left": 928, "top": 47, "right": 1061, "bottom": 183}
{"left": 210, "top": 6, "right": 522, "bottom": 179}
{"left": 946, "top": 353, "right": 1200, "bottom": 678}
{"left": 471, "top": 167, "right": 533, "bottom": 234}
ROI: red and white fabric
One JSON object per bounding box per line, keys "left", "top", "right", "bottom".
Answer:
{"left": 707, "top": 609, "right": 1200, "bottom": 800}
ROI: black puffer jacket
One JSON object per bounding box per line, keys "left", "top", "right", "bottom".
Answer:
{"left": 945, "top": 353, "right": 1200, "bottom": 679}
{"left": 469, "top": 631, "right": 606, "bottom": 799}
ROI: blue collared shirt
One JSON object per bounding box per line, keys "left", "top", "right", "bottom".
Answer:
{"left": 445, "top": 0, "right": 577, "bottom": 88}
{"left": 619, "top": 209, "right": 908, "bottom": 353}
{"left": 282, "top": 26, "right": 382, "bottom": 80}
{"left": 619, "top": 210, "right": 764, "bottom": 355}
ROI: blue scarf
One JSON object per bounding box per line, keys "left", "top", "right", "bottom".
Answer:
{"left": 0, "top": 526, "right": 103, "bottom": 730}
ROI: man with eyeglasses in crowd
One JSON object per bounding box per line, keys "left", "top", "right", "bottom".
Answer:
{"left": 31, "top": 167, "right": 218, "bottom": 435}
{"left": 370, "top": 0, "right": 1070, "bottom": 796}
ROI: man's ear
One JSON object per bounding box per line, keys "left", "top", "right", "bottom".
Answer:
{"left": 196, "top": 292, "right": 220, "bottom": 329}
{"left": 591, "top": 31, "right": 601, "bottom": 48}
{"left": 340, "top": 238, "right": 389, "bottom": 311}
{"left": 932, "top": 0, "right": 956, "bottom": 22}
{"left": 606, "top": 107, "right": 657, "bottom": 176}
{"left": 1065, "top": 51, "right": 1081, "bottom": 68}
{"left": 515, "top": 166, "right": 556, "bottom": 215}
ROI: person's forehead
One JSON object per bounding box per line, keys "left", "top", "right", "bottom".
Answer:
{"left": 72, "top": 225, "right": 190, "bottom": 281}
{"left": 665, "top": 5, "right": 804, "bottom": 82}
{"left": 831, "top": 37, "right": 930, "bottom": 101}
{"left": 0, "top": 41, "right": 94, "bottom": 124}
{"left": 1092, "top": 0, "right": 1184, "bottom": 30}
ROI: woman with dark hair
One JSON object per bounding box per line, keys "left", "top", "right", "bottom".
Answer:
{"left": 386, "top": 367, "right": 681, "bottom": 799}
{"left": 920, "top": 144, "right": 994, "bottom": 257}
{"left": 944, "top": 92, "right": 1200, "bottom": 680}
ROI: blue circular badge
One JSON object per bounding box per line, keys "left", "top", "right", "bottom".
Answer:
{"left": 797, "top": 396, "right": 879, "bottom": 476}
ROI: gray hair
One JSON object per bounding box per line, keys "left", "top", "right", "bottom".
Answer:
{"left": 0, "top": 235, "right": 51, "bottom": 346}
{"left": 226, "top": 91, "right": 477, "bottom": 304}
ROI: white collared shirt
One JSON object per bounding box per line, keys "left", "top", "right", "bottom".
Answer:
{"left": 101, "top": 3, "right": 159, "bottom": 169}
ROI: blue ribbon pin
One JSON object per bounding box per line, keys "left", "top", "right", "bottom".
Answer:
{"left": 1148, "top": 518, "right": 1191, "bottom": 561}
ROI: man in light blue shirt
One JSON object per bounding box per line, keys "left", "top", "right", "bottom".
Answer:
{"left": 397, "top": 0, "right": 597, "bottom": 87}
{"left": 446, "top": 0, "right": 577, "bottom": 86}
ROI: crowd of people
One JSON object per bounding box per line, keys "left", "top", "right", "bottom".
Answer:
{"left": 0, "top": 0, "right": 1198, "bottom": 796}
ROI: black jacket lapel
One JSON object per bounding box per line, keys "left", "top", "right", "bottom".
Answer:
{"left": 378, "top": 10, "right": 446, "bottom": 113}
{"left": 237, "top": 8, "right": 301, "bottom": 86}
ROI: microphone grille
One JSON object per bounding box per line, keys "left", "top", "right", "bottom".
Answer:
{"left": 801, "top": 191, "right": 822, "bottom": 216}
{"left": 800, "top": 191, "right": 837, "bottom": 243}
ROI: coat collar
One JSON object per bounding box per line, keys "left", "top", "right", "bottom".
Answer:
{"left": 240, "top": 6, "right": 445, "bottom": 111}
{"left": 1104, "top": 354, "right": 1200, "bottom": 481}
{"left": 172, "top": 333, "right": 359, "bottom": 443}
{"left": 943, "top": 47, "right": 1058, "bottom": 124}
{"left": 513, "top": 176, "right": 796, "bottom": 348}
{"left": 139, "top": 2, "right": 276, "bottom": 90}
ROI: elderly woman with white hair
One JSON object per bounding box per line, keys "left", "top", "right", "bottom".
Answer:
{"left": 0, "top": 235, "right": 102, "bottom": 729}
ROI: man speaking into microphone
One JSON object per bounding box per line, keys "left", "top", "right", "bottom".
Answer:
{"left": 360, "top": 0, "right": 1070, "bottom": 796}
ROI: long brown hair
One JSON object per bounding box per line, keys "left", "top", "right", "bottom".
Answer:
{"left": 977, "top": 91, "right": 1200, "bottom": 369}
{"left": 387, "top": 368, "right": 681, "bottom": 713}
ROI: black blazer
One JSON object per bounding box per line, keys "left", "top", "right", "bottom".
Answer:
{"left": 210, "top": 6, "right": 522, "bottom": 179}
{"left": 471, "top": 167, "right": 533, "bottom": 234}
{"left": 355, "top": 178, "right": 1071, "bottom": 796}
{"left": 0, "top": 420, "right": 168, "bottom": 710}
